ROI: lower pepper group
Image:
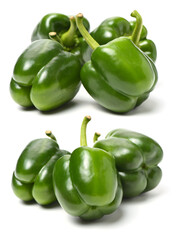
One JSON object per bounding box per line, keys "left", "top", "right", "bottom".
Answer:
{"left": 12, "top": 116, "right": 163, "bottom": 221}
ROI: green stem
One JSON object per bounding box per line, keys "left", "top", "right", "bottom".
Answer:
{"left": 130, "top": 10, "right": 143, "bottom": 46}
{"left": 93, "top": 132, "right": 101, "bottom": 143}
{"left": 45, "top": 130, "right": 57, "bottom": 141}
{"left": 80, "top": 116, "right": 91, "bottom": 147}
{"left": 49, "top": 32, "right": 60, "bottom": 42}
{"left": 76, "top": 13, "right": 99, "bottom": 50}
{"left": 60, "top": 16, "right": 77, "bottom": 48}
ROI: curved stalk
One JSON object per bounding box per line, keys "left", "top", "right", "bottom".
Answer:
{"left": 76, "top": 13, "right": 99, "bottom": 50}
{"left": 130, "top": 10, "right": 143, "bottom": 46}
{"left": 60, "top": 16, "right": 77, "bottom": 47}
{"left": 80, "top": 116, "right": 91, "bottom": 146}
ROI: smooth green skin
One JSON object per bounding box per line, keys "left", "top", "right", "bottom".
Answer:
{"left": 53, "top": 148, "right": 123, "bottom": 220}
{"left": 10, "top": 79, "right": 33, "bottom": 107}
{"left": 10, "top": 39, "right": 81, "bottom": 111}
{"left": 89, "top": 18, "right": 156, "bottom": 62}
{"left": 91, "top": 17, "right": 131, "bottom": 44}
{"left": 32, "top": 150, "right": 70, "bottom": 204}
{"left": 94, "top": 129, "right": 163, "bottom": 198}
{"left": 31, "top": 13, "right": 90, "bottom": 64}
{"left": 138, "top": 39, "right": 157, "bottom": 63}
{"left": 12, "top": 138, "right": 70, "bottom": 205}
{"left": 12, "top": 173, "right": 33, "bottom": 201}
{"left": 81, "top": 37, "right": 157, "bottom": 113}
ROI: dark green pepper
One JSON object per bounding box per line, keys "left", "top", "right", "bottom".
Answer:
{"left": 12, "top": 131, "right": 70, "bottom": 205}
{"left": 90, "top": 15, "right": 156, "bottom": 62}
{"left": 10, "top": 39, "right": 81, "bottom": 111}
{"left": 76, "top": 11, "right": 158, "bottom": 113}
{"left": 94, "top": 129, "right": 163, "bottom": 198}
{"left": 31, "top": 13, "right": 91, "bottom": 64}
{"left": 53, "top": 116, "right": 123, "bottom": 220}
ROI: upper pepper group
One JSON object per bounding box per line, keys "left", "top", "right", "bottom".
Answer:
{"left": 10, "top": 10, "right": 158, "bottom": 113}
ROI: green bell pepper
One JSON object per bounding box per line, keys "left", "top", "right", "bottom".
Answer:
{"left": 76, "top": 11, "right": 158, "bottom": 113}
{"left": 12, "top": 131, "right": 70, "bottom": 205}
{"left": 31, "top": 13, "right": 91, "bottom": 64}
{"left": 94, "top": 129, "right": 163, "bottom": 198}
{"left": 53, "top": 116, "right": 123, "bottom": 220}
{"left": 90, "top": 14, "right": 156, "bottom": 62}
{"left": 10, "top": 39, "right": 81, "bottom": 111}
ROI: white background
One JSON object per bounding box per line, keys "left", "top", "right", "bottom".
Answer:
{"left": 0, "top": 0, "right": 176, "bottom": 239}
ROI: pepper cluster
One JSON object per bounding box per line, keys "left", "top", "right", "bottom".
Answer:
{"left": 10, "top": 10, "right": 158, "bottom": 113}
{"left": 12, "top": 116, "right": 163, "bottom": 221}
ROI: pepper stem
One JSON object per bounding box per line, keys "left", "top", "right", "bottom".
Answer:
{"left": 45, "top": 130, "right": 57, "bottom": 141}
{"left": 80, "top": 116, "right": 91, "bottom": 147}
{"left": 93, "top": 132, "right": 101, "bottom": 143}
{"left": 76, "top": 13, "right": 99, "bottom": 50}
{"left": 49, "top": 32, "right": 60, "bottom": 42}
{"left": 130, "top": 10, "right": 143, "bottom": 46}
{"left": 60, "top": 16, "right": 77, "bottom": 48}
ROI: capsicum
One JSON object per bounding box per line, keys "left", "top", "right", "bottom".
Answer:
{"left": 94, "top": 129, "right": 163, "bottom": 198}
{"left": 53, "top": 116, "right": 123, "bottom": 220}
{"left": 31, "top": 13, "right": 91, "bottom": 64}
{"left": 10, "top": 38, "right": 81, "bottom": 111}
{"left": 76, "top": 11, "right": 158, "bottom": 113}
{"left": 12, "top": 131, "right": 69, "bottom": 205}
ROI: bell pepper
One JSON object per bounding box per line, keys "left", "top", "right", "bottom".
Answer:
{"left": 12, "top": 131, "right": 70, "bottom": 205}
{"left": 31, "top": 13, "right": 91, "bottom": 64}
{"left": 10, "top": 38, "right": 81, "bottom": 111}
{"left": 53, "top": 116, "right": 123, "bottom": 220}
{"left": 76, "top": 11, "right": 158, "bottom": 113}
{"left": 90, "top": 14, "right": 156, "bottom": 61}
{"left": 94, "top": 129, "right": 163, "bottom": 198}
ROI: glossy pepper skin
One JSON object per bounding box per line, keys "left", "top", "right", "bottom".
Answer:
{"left": 53, "top": 116, "right": 123, "bottom": 220}
{"left": 94, "top": 129, "right": 163, "bottom": 198}
{"left": 12, "top": 131, "right": 70, "bottom": 205}
{"left": 31, "top": 13, "right": 91, "bottom": 64}
{"left": 91, "top": 17, "right": 156, "bottom": 62}
{"left": 76, "top": 11, "right": 158, "bottom": 113}
{"left": 10, "top": 39, "right": 81, "bottom": 111}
